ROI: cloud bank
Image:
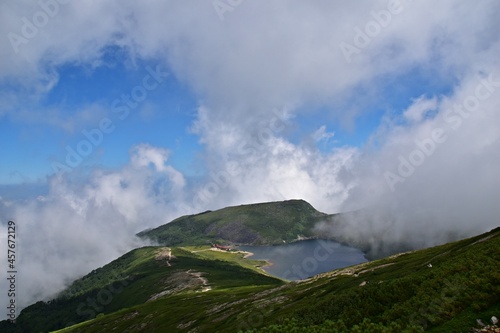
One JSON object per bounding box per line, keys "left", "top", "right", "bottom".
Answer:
{"left": 1, "top": 0, "right": 500, "bottom": 315}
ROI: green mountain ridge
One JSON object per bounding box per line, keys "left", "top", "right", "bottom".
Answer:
{"left": 1, "top": 200, "right": 499, "bottom": 332}
{"left": 137, "top": 199, "right": 417, "bottom": 259}
{"left": 57, "top": 226, "right": 499, "bottom": 333}
{"left": 1, "top": 246, "right": 282, "bottom": 333}
{"left": 137, "top": 199, "right": 328, "bottom": 246}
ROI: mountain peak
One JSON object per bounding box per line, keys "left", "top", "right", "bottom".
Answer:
{"left": 138, "top": 199, "right": 327, "bottom": 246}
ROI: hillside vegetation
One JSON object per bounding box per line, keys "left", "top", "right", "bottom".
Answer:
{"left": 0, "top": 246, "right": 282, "bottom": 333}
{"left": 138, "top": 199, "right": 327, "bottom": 246}
{"left": 1, "top": 226, "right": 496, "bottom": 332}
{"left": 137, "top": 200, "right": 421, "bottom": 259}
{"left": 1, "top": 199, "right": 498, "bottom": 333}
{"left": 59, "top": 226, "right": 500, "bottom": 333}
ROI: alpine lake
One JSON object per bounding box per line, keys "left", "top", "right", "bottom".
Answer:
{"left": 239, "top": 239, "right": 367, "bottom": 280}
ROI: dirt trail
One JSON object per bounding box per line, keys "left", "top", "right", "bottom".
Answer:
{"left": 155, "top": 247, "right": 173, "bottom": 266}
{"left": 187, "top": 269, "right": 211, "bottom": 292}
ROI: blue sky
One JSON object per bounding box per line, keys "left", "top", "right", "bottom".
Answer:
{"left": 0, "top": 0, "right": 498, "bottom": 213}
{"left": 0, "top": 57, "right": 202, "bottom": 184}
{"left": 0, "top": 56, "right": 453, "bottom": 185}
{"left": 0, "top": 0, "right": 499, "bottom": 315}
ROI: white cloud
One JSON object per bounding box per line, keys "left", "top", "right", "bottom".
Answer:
{"left": 403, "top": 95, "right": 438, "bottom": 123}
{"left": 0, "top": 0, "right": 500, "bottom": 317}
{"left": 0, "top": 144, "right": 188, "bottom": 313}
{"left": 2, "top": 0, "right": 498, "bottom": 118}
{"left": 312, "top": 125, "right": 335, "bottom": 143}
{"left": 337, "top": 67, "right": 500, "bottom": 252}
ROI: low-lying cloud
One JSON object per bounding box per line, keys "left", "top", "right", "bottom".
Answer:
{"left": 1, "top": 0, "right": 500, "bottom": 317}
{"left": 327, "top": 70, "right": 500, "bottom": 256}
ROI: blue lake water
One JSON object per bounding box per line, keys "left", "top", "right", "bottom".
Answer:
{"left": 240, "top": 239, "right": 367, "bottom": 280}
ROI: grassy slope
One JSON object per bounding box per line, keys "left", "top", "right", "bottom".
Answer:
{"left": 247, "top": 227, "right": 500, "bottom": 332}
{"left": 138, "top": 199, "right": 327, "bottom": 246}
{"left": 180, "top": 245, "right": 272, "bottom": 275}
{"left": 1, "top": 246, "right": 282, "bottom": 333}
{"left": 56, "top": 227, "right": 500, "bottom": 333}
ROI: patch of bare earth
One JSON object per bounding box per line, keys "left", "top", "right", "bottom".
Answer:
{"left": 147, "top": 270, "right": 210, "bottom": 302}
{"left": 155, "top": 247, "right": 174, "bottom": 267}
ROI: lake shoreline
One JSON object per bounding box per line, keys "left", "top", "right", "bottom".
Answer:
{"left": 239, "top": 239, "right": 367, "bottom": 281}
{"left": 239, "top": 250, "right": 274, "bottom": 270}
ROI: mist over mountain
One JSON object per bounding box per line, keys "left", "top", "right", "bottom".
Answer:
{"left": 2, "top": 224, "right": 499, "bottom": 332}
{"left": 1, "top": 0, "right": 500, "bottom": 323}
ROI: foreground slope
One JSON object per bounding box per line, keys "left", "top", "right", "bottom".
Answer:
{"left": 54, "top": 227, "right": 500, "bottom": 333}
{"left": 0, "top": 247, "right": 282, "bottom": 333}
{"left": 138, "top": 199, "right": 327, "bottom": 246}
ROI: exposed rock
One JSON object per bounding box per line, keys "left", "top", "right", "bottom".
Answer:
{"left": 147, "top": 270, "right": 210, "bottom": 302}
